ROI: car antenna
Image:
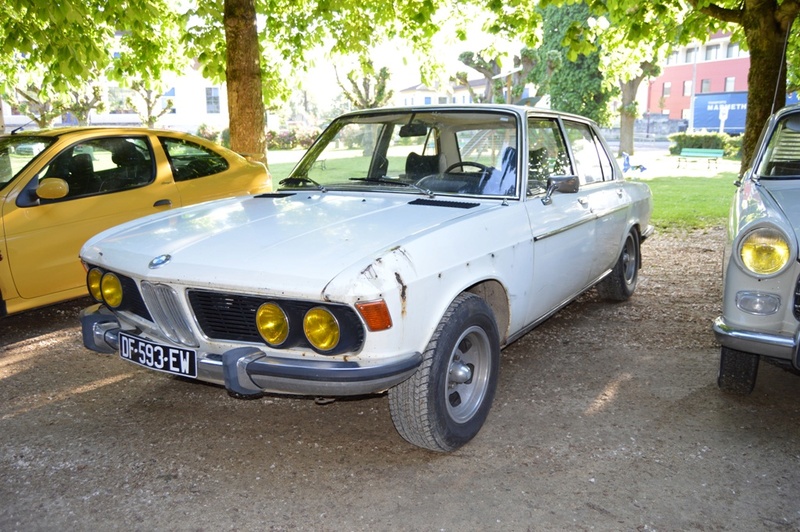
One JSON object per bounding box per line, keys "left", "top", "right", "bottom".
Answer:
{"left": 771, "top": 17, "right": 795, "bottom": 115}
{"left": 10, "top": 119, "right": 34, "bottom": 135}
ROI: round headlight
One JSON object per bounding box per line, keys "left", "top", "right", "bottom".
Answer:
{"left": 100, "top": 272, "right": 123, "bottom": 308}
{"left": 87, "top": 268, "right": 103, "bottom": 302}
{"left": 740, "top": 228, "right": 792, "bottom": 275}
{"left": 303, "top": 307, "right": 340, "bottom": 352}
{"left": 256, "top": 302, "right": 290, "bottom": 346}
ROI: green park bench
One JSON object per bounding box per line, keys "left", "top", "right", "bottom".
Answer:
{"left": 677, "top": 148, "right": 725, "bottom": 169}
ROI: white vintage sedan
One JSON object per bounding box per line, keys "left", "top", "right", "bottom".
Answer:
{"left": 714, "top": 103, "right": 800, "bottom": 394}
{"left": 80, "top": 105, "right": 653, "bottom": 452}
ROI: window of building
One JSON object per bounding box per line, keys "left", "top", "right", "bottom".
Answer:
{"left": 700, "top": 79, "right": 711, "bottom": 93}
{"left": 424, "top": 96, "right": 432, "bottom": 105}
{"left": 683, "top": 80, "right": 692, "bottom": 96}
{"left": 662, "top": 82, "right": 671, "bottom": 98}
{"left": 705, "top": 44, "right": 720, "bottom": 61}
{"left": 666, "top": 51, "right": 679, "bottom": 65}
{"left": 438, "top": 97, "right": 448, "bottom": 104}
{"left": 108, "top": 87, "right": 137, "bottom": 114}
{"left": 205, "top": 87, "right": 220, "bottom": 114}
{"left": 685, "top": 47, "right": 697, "bottom": 63}
{"left": 726, "top": 43, "right": 740, "bottom": 58}
{"left": 725, "top": 77, "right": 735, "bottom": 92}
{"left": 681, "top": 109, "right": 691, "bottom": 120}
{"left": 162, "top": 87, "right": 176, "bottom": 115}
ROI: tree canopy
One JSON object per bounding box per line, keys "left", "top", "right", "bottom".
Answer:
{"left": 483, "top": 0, "right": 799, "bottom": 171}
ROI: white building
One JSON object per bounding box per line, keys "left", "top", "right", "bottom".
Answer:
{"left": 2, "top": 63, "right": 230, "bottom": 134}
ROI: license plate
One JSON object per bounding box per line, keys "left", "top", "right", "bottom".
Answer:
{"left": 119, "top": 332, "right": 197, "bottom": 378}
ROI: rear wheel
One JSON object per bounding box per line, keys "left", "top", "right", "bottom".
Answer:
{"left": 389, "top": 293, "right": 500, "bottom": 452}
{"left": 597, "top": 229, "right": 640, "bottom": 301}
{"left": 718, "top": 346, "right": 759, "bottom": 395}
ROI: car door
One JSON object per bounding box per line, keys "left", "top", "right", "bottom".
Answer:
{"left": 2, "top": 135, "right": 180, "bottom": 301}
{"left": 158, "top": 135, "right": 264, "bottom": 204}
{"left": 524, "top": 117, "right": 596, "bottom": 321}
{"left": 560, "top": 120, "right": 631, "bottom": 281}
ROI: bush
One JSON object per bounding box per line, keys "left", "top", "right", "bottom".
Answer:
{"left": 196, "top": 124, "right": 219, "bottom": 142}
{"left": 296, "top": 128, "right": 321, "bottom": 149}
{"left": 220, "top": 128, "right": 230, "bottom": 148}
{"left": 265, "top": 128, "right": 321, "bottom": 150}
{"left": 668, "top": 132, "right": 741, "bottom": 158}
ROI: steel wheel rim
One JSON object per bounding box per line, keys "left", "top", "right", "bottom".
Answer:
{"left": 445, "top": 325, "right": 492, "bottom": 423}
{"left": 622, "top": 234, "right": 637, "bottom": 285}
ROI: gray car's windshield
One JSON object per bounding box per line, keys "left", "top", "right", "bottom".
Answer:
{"left": 756, "top": 113, "right": 800, "bottom": 178}
{"left": 0, "top": 136, "right": 56, "bottom": 191}
{"left": 281, "top": 109, "right": 520, "bottom": 198}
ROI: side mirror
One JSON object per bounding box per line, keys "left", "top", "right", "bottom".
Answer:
{"left": 37, "top": 178, "right": 69, "bottom": 200}
{"left": 541, "top": 175, "right": 579, "bottom": 205}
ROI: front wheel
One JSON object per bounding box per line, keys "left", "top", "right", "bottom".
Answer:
{"left": 389, "top": 293, "right": 500, "bottom": 452}
{"left": 597, "top": 229, "right": 640, "bottom": 301}
{"left": 718, "top": 346, "right": 759, "bottom": 395}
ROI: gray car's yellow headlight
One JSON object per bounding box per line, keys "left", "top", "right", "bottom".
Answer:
{"left": 739, "top": 227, "right": 791, "bottom": 275}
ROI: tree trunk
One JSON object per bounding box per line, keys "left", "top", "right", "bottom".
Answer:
{"left": 740, "top": 6, "right": 791, "bottom": 174}
{"left": 224, "top": 0, "right": 267, "bottom": 166}
{"left": 617, "top": 77, "right": 644, "bottom": 156}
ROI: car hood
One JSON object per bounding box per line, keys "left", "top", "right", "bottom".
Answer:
{"left": 763, "top": 185, "right": 800, "bottom": 240}
{"left": 81, "top": 192, "right": 493, "bottom": 297}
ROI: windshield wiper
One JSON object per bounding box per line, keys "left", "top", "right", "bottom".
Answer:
{"left": 279, "top": 176, "right": 327, "bottom": 192}
{"left": 348, "top": 177, "right": 434, "bottom": 197}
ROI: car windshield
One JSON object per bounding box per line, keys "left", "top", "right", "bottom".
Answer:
{"left": 756, "top": 112, "right": 800, "bottom": 178}
{"left": 0, "top": 135, "right": 56, "bottom": 191}
{"left": 281, "top": 109, "right": 520, "bottom": 198}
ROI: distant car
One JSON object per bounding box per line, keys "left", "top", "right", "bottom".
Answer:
{"left": 0, "top": 127, "right": 271, "bottom": 316}
{"left": 714, "top": 103, "right": 800, "bottom": 394}
{"left": 80, "top": 105, "right": 653, "bottom": 452}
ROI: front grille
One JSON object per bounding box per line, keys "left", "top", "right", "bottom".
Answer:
{"left": 188, "top": 289, "right": 365, "bottom": 354}
{"left": 140, "top": 282, "right": 198, "bottom": 347}
{"left": 118, "top": 274, "right": 151, "bottom": 321}
{"left": 189, "top": 291, "right": 263, "bottom": 343}
{"left": 794, "top": 275, "right": 800, "bottom": 320}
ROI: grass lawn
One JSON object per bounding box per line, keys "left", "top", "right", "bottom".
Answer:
{"left": 643, "top": 172, "right": 737, "bottom": 231}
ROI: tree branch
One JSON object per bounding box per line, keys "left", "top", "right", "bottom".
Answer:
{"left": 686, "top": 0, "right": 742, "bottom": 24}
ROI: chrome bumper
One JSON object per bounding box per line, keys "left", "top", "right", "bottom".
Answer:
{"left": 80, "top": 303, "right": 422, "bottom": 397}
{"left": 712, "top": 316, "right": 798, "bottom": 364}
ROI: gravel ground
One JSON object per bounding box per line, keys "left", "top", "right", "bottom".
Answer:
{"left": 2, "top": 227, "right": 800, "bottom": 531}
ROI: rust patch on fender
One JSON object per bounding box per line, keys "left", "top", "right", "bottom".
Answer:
{"left": 395, "top": 272, "right": 407, "bottom": 317}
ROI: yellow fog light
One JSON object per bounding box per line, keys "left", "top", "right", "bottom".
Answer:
{"left": 304, "top": 307, "right": 340, "bottom": 352}
{"left": 87, "top": 268, "right": 103, "bottom": 302}
{"left": 256, "top": 302, "right": 290, "bottom": 346}
{"left": 740, "top": 228, "right": 791, "bottom": 275}
{"left": 101, "top": 272, "right": 123, "bottom": 308}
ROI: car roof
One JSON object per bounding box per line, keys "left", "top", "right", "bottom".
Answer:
{"left": 2, "top": 126, "right": 187, "bottom": 140}
{"left": 335, "top": 104, "right": 598, "bottom": 126}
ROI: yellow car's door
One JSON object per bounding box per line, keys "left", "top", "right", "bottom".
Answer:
{"left": 158, "top": 135, "right": 269, "bottom": 204}
{"left": 2, "top": 135, "right": 180, "bottom": 303}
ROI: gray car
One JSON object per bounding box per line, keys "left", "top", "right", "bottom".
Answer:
{"left": 714, "top": 103, "right": 800, "bottom": 393}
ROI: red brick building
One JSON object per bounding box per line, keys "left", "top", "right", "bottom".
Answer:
{"left": 645, "top": 32, "right": 750, "bottom": 129}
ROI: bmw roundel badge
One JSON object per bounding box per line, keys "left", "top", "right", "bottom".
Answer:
{"left": 149, "top": 254, "right": 172, "bottom": 269}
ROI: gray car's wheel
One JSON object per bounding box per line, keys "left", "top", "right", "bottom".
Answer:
{"left": 389, "top": 293, "right": 500, "bottom": 452}
{"left": 718, "top": 346, "right": 759, "bottom": 395}
{"left": 597, "top": 229, "right": 640, "bottom": 301}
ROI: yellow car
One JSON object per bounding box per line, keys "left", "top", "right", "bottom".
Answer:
{"left": 0, "top": 127, "right": 271, "bottom": 316}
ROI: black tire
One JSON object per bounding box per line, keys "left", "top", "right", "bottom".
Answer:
{"left": 718, "top": 346, "right": 759, "bottom": 395}
{"left": 597, "top": 229, "right": 640, "bottom": 301}
{"left": 388, "top": 293, "right": 500, "bottom": 452}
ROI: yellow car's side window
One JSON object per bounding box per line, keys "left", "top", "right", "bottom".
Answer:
{"left": 39, "top": 137, "right": 154, "bottom": 200}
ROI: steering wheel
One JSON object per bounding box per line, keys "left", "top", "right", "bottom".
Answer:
{"left": 444, "top": 161, "right": 491, "bottom": 174}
